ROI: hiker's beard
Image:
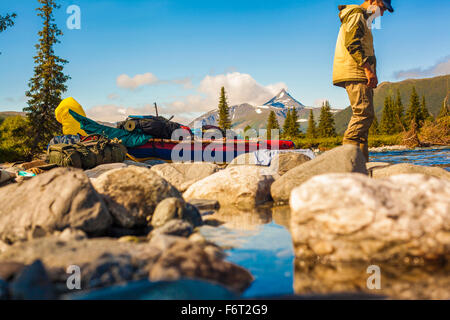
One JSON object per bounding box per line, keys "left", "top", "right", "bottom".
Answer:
{"left": 367, "top": 5, "right": 382, "bottom": 19}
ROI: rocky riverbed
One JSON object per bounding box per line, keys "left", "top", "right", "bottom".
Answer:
{"left": 0, "top": 145, "right": 449, "bottom": 300}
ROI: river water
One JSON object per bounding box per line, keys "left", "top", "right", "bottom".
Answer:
{"left": 200, "top": 147, "right": 450, "bottom": 299}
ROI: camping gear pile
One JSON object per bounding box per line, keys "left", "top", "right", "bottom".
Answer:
{"left": 4, "top": 97, "right": 294, "bottom": 176}
{"left": 48, "top": 134, "right": 127, "bottom": 170}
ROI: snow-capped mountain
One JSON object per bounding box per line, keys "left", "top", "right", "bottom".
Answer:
{"left": 189, "top": 89, "right": 327, "bottom": 131}
{"left": 263, "top": 89, "right": 305, "bottom": 109}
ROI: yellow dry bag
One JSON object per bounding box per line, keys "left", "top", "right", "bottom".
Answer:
{"left": 55, "top": 97, "right": 88, "bottom": 136}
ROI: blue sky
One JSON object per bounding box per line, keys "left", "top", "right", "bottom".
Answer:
{"left": 0, "top": 0, "right": 449, "bottom": 123}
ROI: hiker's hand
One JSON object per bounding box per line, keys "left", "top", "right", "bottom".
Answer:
{"left": 363, "top": 63, "right": 378, "bottom": 88}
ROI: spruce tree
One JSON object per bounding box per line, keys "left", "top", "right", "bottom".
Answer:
{"left": 218, "top": 86, "right": 231, "bottom": 130}
{"left": 393, "top": 89, "right": 404, "bottom": 133}
{"left": 404, "top": 87, "right": 421, "bottom": 130}
{"left": 380, "top": 96, "right": 396, "bottom": 135}
{"left": 369, "top": 115, "right": 380, "bottom": 135}
{"left": 282, "top": 109, "right": 292, "bottom": 137}
{"left": 420, "top": 96, "right": 433, "bottom": 122}
{"left": 0, "top": 13, "right": 17, "bottom": 54}
{"left": 317, "top": 101, "right": 336, "bottom": 138}
{"left": 437, "top": 97, "right": 449, "bottom": 119}
{"left": 317, "top": 101, "right": 337, "bottom": 138}
{"left": 266, "top": 110, "right": 280, "bottom": 140}
{"left": 24, "top": 0, "right": 70, "bottom": 155}
{"left": 306, "top": 109, "right": 317, "bottom": 139}
{"left": 288, "top": 107, "right": 300, "bottom": 137}
{"left": 0, "top": 13, "right": 16, "bottom": 32}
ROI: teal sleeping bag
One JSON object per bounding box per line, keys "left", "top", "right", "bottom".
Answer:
{"left": 69, "top": 109, "right": 152, "bottom": 148}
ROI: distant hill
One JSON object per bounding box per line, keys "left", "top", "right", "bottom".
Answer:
{"left": 0, "top": 111, "right": 26, "bottom": 124}
{"left": 334, "top": 74, "right": 450, "bottom": 135}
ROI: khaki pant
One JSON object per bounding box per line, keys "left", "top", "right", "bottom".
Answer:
{"left": 342, "top": 81, "right": 374, "bottom": 162}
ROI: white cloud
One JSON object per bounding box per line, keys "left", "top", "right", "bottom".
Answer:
{"left": 164, "top": 72, "right": 287, "bottom": 121}
{"left": 88, "top": 72, "right": 287, "bottom": 125}
{"left": 198, "top": 72, "right": 286, "bottom": 106}
{"left": 394, "top": 55, "right": 450, "bottom": 80}
{"left": 117, "top": 73, "right": 159, "bottom": 90}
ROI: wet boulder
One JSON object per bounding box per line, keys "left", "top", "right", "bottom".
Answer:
{"left": 0, "top": 168, "right": 112, "bottom": 243}
{"left": 270, "top": 153, "right": 312, "bottom": 176}
{"left": 290, "top": 173, "right": 450, "bottom": 262}
{"left": 151, "top": 162, "right": 220, "bottom": 192}
{"left": 183, "top": 166, "right": 275, "bottom": 209}
{"left": 92, "top": 166, "right": 182, "bottom": 228}
{"left": 271, "top": 145, "right": 367, "bottom": 203}
{"left": 149, "top": 237, "right": 253, "bottom": 293}
{"left": 84, "top": 163, "right": 127, "bottom": 179}
{"left": 371, "top": 163, "right": 450, "bottom": 180}
{"left": 150, "top": 198, "right": 202, "bottom": 229}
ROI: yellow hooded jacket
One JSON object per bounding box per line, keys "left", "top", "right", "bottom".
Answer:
{"left": 332, "top": 5, "right": 376, "bottom": 87}
{"left": 55, "top": 97, "right": 88, "bottom": 136}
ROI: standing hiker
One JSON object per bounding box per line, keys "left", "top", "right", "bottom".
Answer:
{"left": 332, "top": 0, "right": 394, "bottom": 161}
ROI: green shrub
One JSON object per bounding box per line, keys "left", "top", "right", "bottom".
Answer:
{"left": 288, "top": 135, "right": 403, "bottom": 150}
{"left": 291, "top": 136, "right": 343, "bottom": 150}
{"left": 368, "top": 135, "right": 402, "bottom": 148}
{"left": 0, "top": 116, "right": 32, "bottom": 163}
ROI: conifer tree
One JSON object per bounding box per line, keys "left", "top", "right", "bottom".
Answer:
{"left": 306, "top": 109, "right": 317, "bottom": 139}
{"left": 404, "top": 87, "right": 421, "bottom": 130}
{"left": 287, "top": 107, "right": 300, "bottom": 137}
{"left": 317, "top": 101, "right": 336, "bottom": 138}
{"left": 437, "top": 97, "right": 449, "bottom": 119}
{"left": 266, "top": 110, "right": 280, "bottom": 140}
{"left": 420, "top": 96, "right": 433, "bottom": 122}
{"left": 24, "top": 0, "right": 70, "bottom": 155}
{"left": 380, "top": 96, "right": 396, "bottom": 135}
{"left": 369, "top": 115, "right": 380, "bottom": 135}
{"left": 0, "top": 13, "right": 16, "bottom": 32}
{"left": 218, "top": 86, "right": 231, "bottom": 130}
{"left": 393, "top": 89, "right": 404, "bottom": 133}
{"left": 0, "top": 13, "right": 16, "bottom": 54}
{"left": 282, "top": 109, "right": 292, "bottom": 136}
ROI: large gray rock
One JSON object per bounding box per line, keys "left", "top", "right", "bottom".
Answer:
{"left": 151, "top": 220, "right": 194, "bottom": 238}
{"left": 271, "top": 145, "right": 367, "bottom": 203}
{"left": 151, "top": 162, "right": 220, "bottom": 192}
{"left": 0, "top": 235, "right": 252, "bottom": 295}
{"left": 270, "top": 153, "right": 311, "bottom": 176}
{"left": 183, "top": 166, "right": 275, "bottom": 209}
{"left": 84, "top": 163, "right": 127, "bottom": 179}
{"left": 150, "top": 198, "right": 202, "bottom": 228}
{"left": 149, "top": 237, "right": 253, "bottom": 293}
{"left": 290, "top": 173, "right": 450, "bottom": 262}
{"left": 0, "top": 237, "right": 162, "bottom": 293}
{"left": 0, "top": 168, "right": 112, "bottom": 243}
{"left": 372, "top": 163, "right": 450, "bottom": 180}
{"left": 92, "top": 166, "right": 182, "bottom": 228}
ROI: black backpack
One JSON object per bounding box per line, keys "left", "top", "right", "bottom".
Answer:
{"left": 117, "top": 116, "right": 186, "bottom": 140}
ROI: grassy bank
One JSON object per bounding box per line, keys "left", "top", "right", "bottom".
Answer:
{"left": 290, "top": 135, "right": 403, "bottom": 150}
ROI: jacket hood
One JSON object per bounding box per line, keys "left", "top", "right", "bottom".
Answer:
{"left": 338, "top": 5, "right": 365, "bottom": 22}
